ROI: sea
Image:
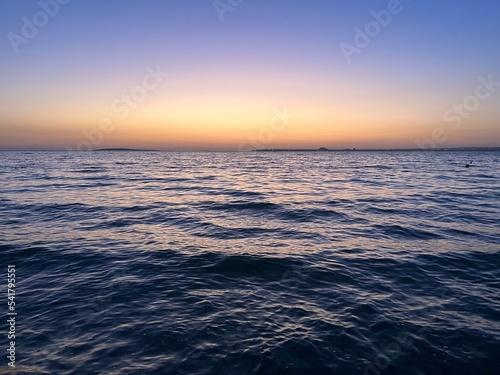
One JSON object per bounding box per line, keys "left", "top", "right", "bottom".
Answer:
{"left": 0, "top": 150, "right": 499, "bottom": 375}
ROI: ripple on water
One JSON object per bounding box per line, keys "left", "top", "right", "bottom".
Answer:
{"left": 0, "top": 151, "right": 499, "bottom": 374}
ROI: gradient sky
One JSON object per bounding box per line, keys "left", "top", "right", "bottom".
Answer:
{"left": 1, "top": 0, "right": 499, "bottom": 150}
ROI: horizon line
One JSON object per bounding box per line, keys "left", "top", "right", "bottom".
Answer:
{"left": 1, "top": 146, "right": 499, "bottom": 152}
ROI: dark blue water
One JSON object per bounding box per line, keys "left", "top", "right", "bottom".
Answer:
{"left": 1, "top": 151, "right": 499, "bottom": 375}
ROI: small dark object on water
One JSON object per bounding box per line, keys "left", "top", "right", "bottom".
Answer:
{"left": 465, "top": 160, "right": 473, "bottom": 168}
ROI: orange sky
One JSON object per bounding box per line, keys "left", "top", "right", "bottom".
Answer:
{"left": 1, "top": 1, "right": 499, "bottom": 150}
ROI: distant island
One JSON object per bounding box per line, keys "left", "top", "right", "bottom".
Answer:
{"left": 94, "top": 148, "right": 159, "bottom": 152}
{"left": 1, "top": 147, "right": 498, "bottom": 152}
{"left": 254, "top": 147, "right": 500, "bottom": 152}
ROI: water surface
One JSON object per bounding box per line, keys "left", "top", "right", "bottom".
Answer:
{"left": 1, "top": 151, "right": 499, "bottom": 374}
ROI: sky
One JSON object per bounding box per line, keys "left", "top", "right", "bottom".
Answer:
{"left": 0, "top": 0, "right": 499, "bottom": 150}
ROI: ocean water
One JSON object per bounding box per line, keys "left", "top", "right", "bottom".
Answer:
{"left": 0, "top": 151, "right": 499, "bottom": 375}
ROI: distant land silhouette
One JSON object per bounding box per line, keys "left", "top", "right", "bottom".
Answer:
{"left": 1, "top": 146, "right": 499, "bottom": 152}
{"left": 253, "top": 147, "right": 500, "bottom": 152}
{"left": 94, "top": 148, "right": 159, "bottom": 152}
